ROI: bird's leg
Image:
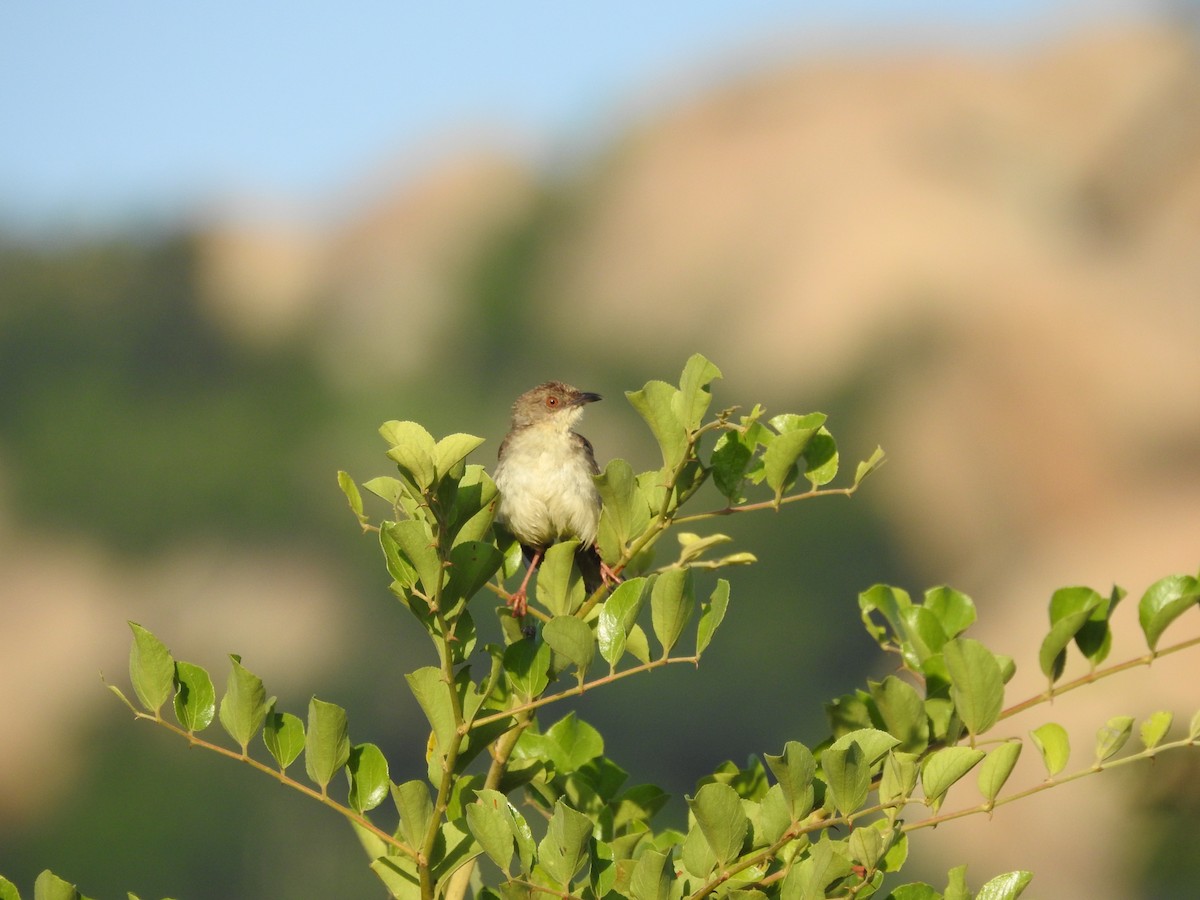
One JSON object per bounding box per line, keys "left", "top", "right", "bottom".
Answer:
{"left": 507, "top": 547, "right": 543, "bottom": 617}
{"left": 596, "top": 546, "right": 622, "bottom": 588}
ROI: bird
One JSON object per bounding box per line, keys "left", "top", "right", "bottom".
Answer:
{"left": 493, "top": 381, "right": 617, "bottom": 616}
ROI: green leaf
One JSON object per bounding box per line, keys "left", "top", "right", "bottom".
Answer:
{"left": 1030, "top": 723, "right": 1070, "bottom": 777}
{"left": 393, "top": 780, "right": 434, "bottom": 851}
{"left": 650, "top": 567, "right": 694, "bottom": 657}
{"left": 625, "top": 624, "right": 652, "bottom": 665}
{"left": 688, "top": 781, "right": 748, "bottom": 866}
{"left": 406, "top": 666, "right": 457, "bottom": 752}
{"left": 545, "top": 712, "right": 605, "bottom": 773}
{"left": 1075, "top": 585, "right": 1125, "bottom": 667}
{"left": 885, "top": 884, "right": 940, "bottom": 900}
{"left": 943, "top": 638, "right": 1004, "bottom": 737}
{"left": 346, "top": 742, "right": 389, "bottom": 813}
{"left": 595, "top": 459, "right": 652, "bottom": 562}
{"left": 783, "top": 835, "right": 853, "bottom": 899}
{"left": 673, "top": 353, "right": 722, "bottom": 430}
{"left": 854, "top": 445, "right": 886, "bottom": 487}
{"left": 337, "top": 470, "right": 367, "bottom": 523}
{"left": 444, "top": 540, "right": 504, "bottom": 608}
{"left": 370, "top": 856, "right": 421, "bottom": 900}
{"left": 0, "top": 876, "right": 19, "bottom": 900}
{"left": 1039, "top": 587, "right": 1104, "bottom": 681}
{"left": 263, "top": 705, "right": 305, "bottom": 770}
{"left": 849, "top": 824, "right": 885, "bottom": 872}
{"left": 386, "top": 519, "right": 443, "bottom": 598}
{"left": 304, "top": 697, "right": 350, "bottom": 791}
{"left": 128, "top": 622, "right": 175, "bottom": 715}
{"left": 975, "top": 870, "right": 1033, "bottom": 900}
{"left": 1138, "top": 574, "right": 1200, "bottom": 651}
{"left": 171, "top": 660, "right": 215, "bottom": 732}
{"left": 535, "top": 540, "right": 585, "bottom": 616}
{"left": 944, "top": 866, "right": 968, "bottom": 900}
{"left": 467, "top": 791, "right": 516, "bottom": 872}
{"left": 503, "top": 637, "right": 551, "bottom": 701}
{"left": 627, "top": 379, "right": 688, "bottom": 471}
{"left": 218, "top": 655, "right": 268, "bottom": 753}
{"left": 803, "top": 428, "right": 839, "bottom": 487}
{"left": 33, "top": 871, "right": 81, "bottom": 900}
{"left": 1095, "top": 716, "right": 1134, "bottom": 763}
{"left": 1190, "top": 709, "right": 1200, "bottom": 742}
{"left": 362, "top": 475, "right": 405, "bottom": 508}
{"left": 612, "top": 783, "right": 670, "bottom": 832}
{"left": 433, "top": 432, "right": 485, "bottom": 479}
{"left": 921, "top": 747, "right": 985, "bottom": 809}
{"left": 764, "top": 741, "right": 816, "bottom": 819}
{"left": 429, "top": 818, "right": 482, "bottom": 884}
{"left": 879, "top": 751, "right": 919, "bottom": 811}
{"left": 543, "top": 616, "right": 596, "bottom": 680}
{"left": 978, "top": 741, "right": 1022, "bottom": 804}
{"left": 379, "top": 521, "right": 418, "bottom": 590}
{"left": 1140, "top": 710, "right": 1173, "bottom": 750}
{"left": 537, "top": 799, "right": 594, "bottom": 888}
{"left": 756, "top": 783, "right": 793, "bottom": 846}
{"left": 762, "top": 424, "right": 819, "bottom": 498}
{"left": 597, "top": 576, "right": 649, "bottom": 667}
{"left": 923, "top": 587, "right": 976, "bottom": 639}
{"left": 823, "top": 740, "right": 869, "bottom": 817}
{"left": 870, "top": 676, "right": 929, "bottom": 753}
{"left": 696, "top": 579, "right": 730, "bottom": 658}
{"left": 629, "top": 848, "right": 672, "bottom": 900}
{"left": 381, "top": 420, "right": 437, "bottom": 490}
{"left": 711, "top": 431, "right": 755, "bottom": 501}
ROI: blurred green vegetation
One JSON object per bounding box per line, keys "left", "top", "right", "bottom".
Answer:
{"left": 0, "top": 223, "right": 916, "bottom": 898}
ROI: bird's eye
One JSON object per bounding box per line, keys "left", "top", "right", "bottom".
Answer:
{"left": 546, "top": 396, "right": 559, "bottom": 408}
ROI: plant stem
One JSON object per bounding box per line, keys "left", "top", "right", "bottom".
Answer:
{"left": 471, "top": 655, "right": 699, "bottom": 729}
{"left": 999, "top": 633, "right": 1200, "bottom": 721}
{"left": 133, "top": 712, "right": 413, "bottom": 858}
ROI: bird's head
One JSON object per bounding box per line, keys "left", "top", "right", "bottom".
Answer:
{"left": 510, "top": 381, "right": 602, "bottom": 429}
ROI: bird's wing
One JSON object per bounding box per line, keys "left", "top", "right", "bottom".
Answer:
{"left": 572, "top": 431, "right": 599, "bottom": 475}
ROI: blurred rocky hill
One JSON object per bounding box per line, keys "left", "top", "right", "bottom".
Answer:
{"left": 4, "top": 23, "right": 1199, "bottom": 899}
{"left": 191, "top": 24, "right": 1200, "bottom": 896}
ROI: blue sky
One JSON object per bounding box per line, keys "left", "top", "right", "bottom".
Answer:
{"left": 0, "top": 1, "right": 1145, "bottom": 230}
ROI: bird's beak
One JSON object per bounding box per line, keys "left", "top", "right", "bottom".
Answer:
{"left": 576, "top": 392, "right": 602, "bottom": 405}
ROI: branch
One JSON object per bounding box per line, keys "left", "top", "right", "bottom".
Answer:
{"left": 129, "top": 711, "right": 414, "bottom": 858}
{"left": 999, "top": 633, "right": 1200, "bottom": 721}
{"left": 674, "top": 483, "right": 860, "bottom": 525}
{"left": 471, "top": 655, "right": 700, "bottom": 730}
{"left": 904, "top": 733, "right": 1198, "bottom": 833}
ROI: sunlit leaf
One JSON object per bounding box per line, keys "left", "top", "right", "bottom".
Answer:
{"left": 687, "top": 781, "right": 748, "bottom": 866}
{"left": 304, "top": 697, "right": 350, "bottom": 791}
{"left": 1030, "top": 723, "right": 1070, "bottom": 777}
{"left": 921, "top": 747, "right": 985, "bottom": 809}
{"left": 627, "top": 380, "right": 687, "bottom": 471}
{"left": 1094, "top": 716, "right": 1134, "bottom": 763}
{"left": 1138, "top": 574, "right": 1200, "bottom": 651}
{"left": 128, "top": 622, "right": 174, "bottom": 715}
{"left": 975, "top": 870, "right": 1033, "bottom": 900}
{"left": 943, "top": 638, "right": 1004, "bottom": 737}
{"left": 172, "top": 661, "right": 215, "bottom": 732}
{"left": 347, "top": 742, "right": 390, "bottom": 813}
{"left": 543, "top": 615, "right": 596, "bottom": 681}
{"left": 978, "top": 741, "right": 1022, "bottom": 804}
{"left": 1140, "top": 710, "right": 1173, "bottom": 750}
{"left": 218, "top": 655, "right": 268, "bottom": 753}
{"left": 263, "top": 704, "right": 305, "bottom": 770}
{"left": 650, "top": 567, "right": 693, "bottom": 657}
{"left": 696, "top": 579, "right": 730, "bottom": 658}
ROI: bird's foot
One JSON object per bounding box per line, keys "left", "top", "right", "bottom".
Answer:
{"left": 598, "top": 560, "right": 622, "bottom": 588}
{"left": 506, "top": 588, "right": 529, "bottom": 618}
